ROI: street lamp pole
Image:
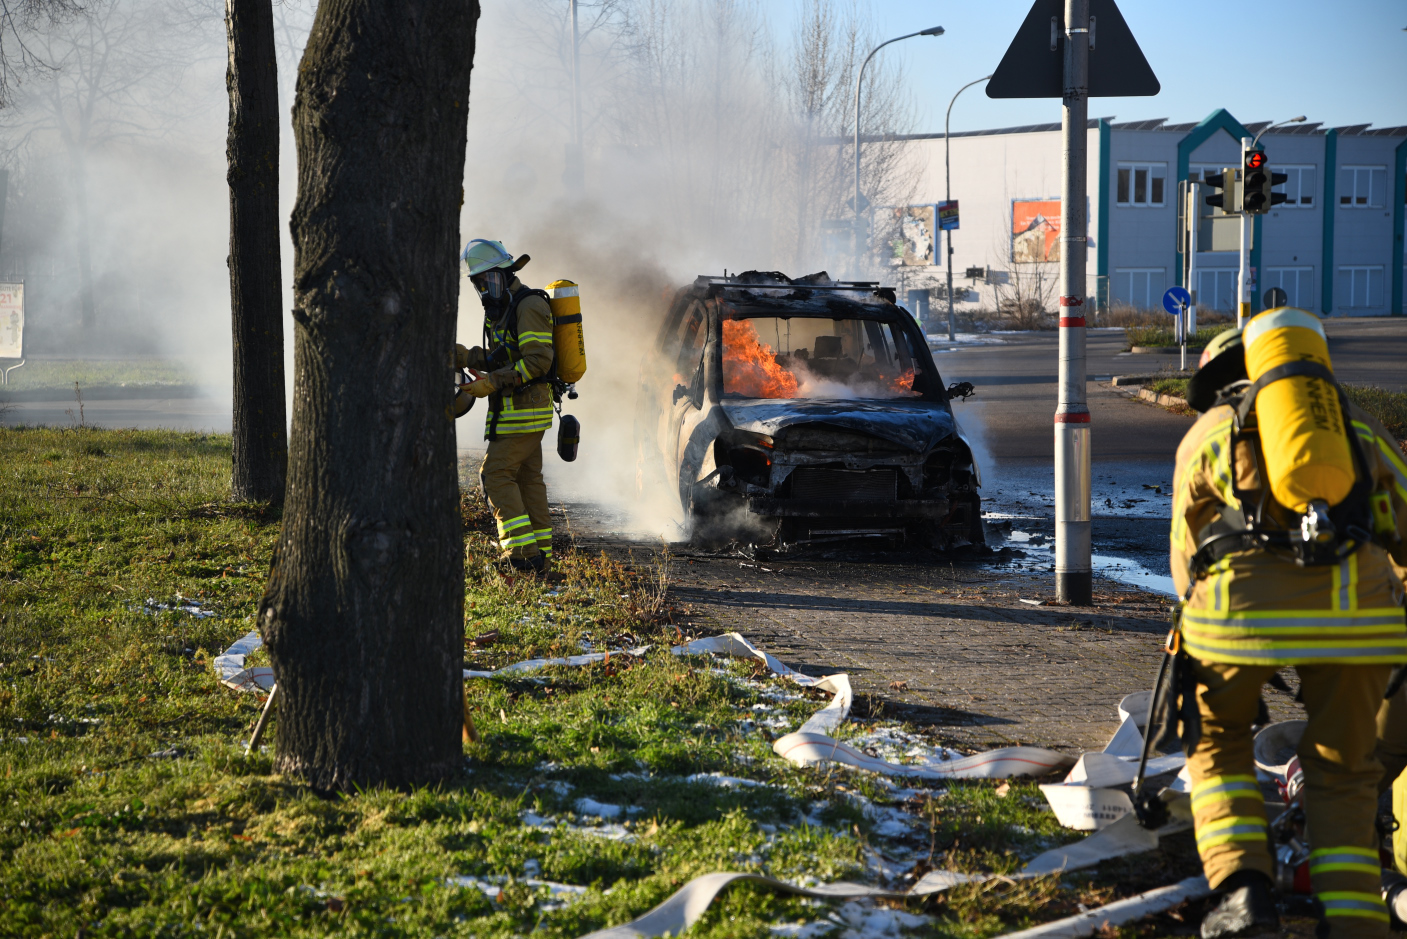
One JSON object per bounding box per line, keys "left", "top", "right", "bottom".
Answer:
{"left": 944, "top": 74, "right": 991, "bottom": 341}
{"left": 853, "top": 26, "right": 944, "bottom": 280}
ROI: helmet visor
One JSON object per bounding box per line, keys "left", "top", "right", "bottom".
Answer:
{"left": 472, "top": 269, "right": 508, "bottom": 302}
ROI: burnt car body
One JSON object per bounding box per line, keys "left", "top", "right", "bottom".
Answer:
{"left": 635, "top": 271, "right": 984, "bottom": 548}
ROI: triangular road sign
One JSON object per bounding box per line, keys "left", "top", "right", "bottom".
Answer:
{"left": 986, "top": 0, "right": 1159, "bottom": 99}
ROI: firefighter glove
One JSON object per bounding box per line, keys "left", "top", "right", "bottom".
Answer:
{"left": 464, "top": 378, "right": 497, "bottom": 398}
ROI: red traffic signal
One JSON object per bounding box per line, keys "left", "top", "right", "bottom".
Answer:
{"left": 1245, "top": 151, "right": 1267, "bottom": 170}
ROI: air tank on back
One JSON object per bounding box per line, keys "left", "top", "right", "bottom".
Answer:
{"left": 1242, "top": 307, "right": 1355, "bottom": 512}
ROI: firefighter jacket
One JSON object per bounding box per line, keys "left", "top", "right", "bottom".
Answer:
{"left": 1170, "top": 401, "right": 1407, "bottom": 666}
{"left": 483, "top": 278, "right": 555, "bottom": 439}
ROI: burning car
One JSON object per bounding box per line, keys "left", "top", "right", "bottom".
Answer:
{"left": 635, "top": 271, "right": 984, "bottom": 548}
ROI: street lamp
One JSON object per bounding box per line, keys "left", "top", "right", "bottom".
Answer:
{"left": 1251, "top": 114, "right": 1307, "bottom": 151}
{"left": 942, "top": 74, "right": 991, "bottom": 341}
{"left": 852, "top": 26, "right": 944, "bottom": 280}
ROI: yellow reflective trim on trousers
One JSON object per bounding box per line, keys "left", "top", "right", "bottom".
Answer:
{"left": 501, "top": 533, "right": 536, "bottom": 550}
{"left": 1190, "top": 775, "right": 1262, "bottom": 812}
{"left": 1196, "top": 814, "right": 1266, "bottom": 849}
{"left": 1320, "top": 891, "right": 1389, "bottom": 921}
{"left": 497, "top": 515, "right": 531, "bottom": 536}
{"left": 1309, "top": 846, "right": 1381, "bottom": 876}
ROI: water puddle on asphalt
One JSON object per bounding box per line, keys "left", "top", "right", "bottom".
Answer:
{"left": 987, "top": 516, "right": 1177, "bottom": 598}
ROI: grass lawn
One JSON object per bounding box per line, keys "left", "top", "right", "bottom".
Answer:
{"left": 0, "top": 427, "right": 1203, "bottom": 938}
{"left": 0, "top": 360, "right": 197, "bottom": 395}
{"left": 1123, "top": 323, "right": 1232, "bottom": 351}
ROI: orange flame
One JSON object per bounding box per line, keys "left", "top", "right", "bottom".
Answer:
{"left": 722, "top": 320, "right": 798, "bottom": 398}
{"left": 887, "top": 368, "right": 918, "bottom": 395}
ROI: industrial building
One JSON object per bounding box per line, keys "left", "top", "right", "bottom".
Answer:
{"left": 884, "top": 109, "right": 1407, "bottom": 321}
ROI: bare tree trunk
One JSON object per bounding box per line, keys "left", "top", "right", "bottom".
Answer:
{"left": 258, "top": 0, "right": 478, "bottom": 791}
{"left": 73, "top": 152, "right": 95, "bottom": 329}
{"left": 226, "top": 0, "right": 287, "bottom": 504}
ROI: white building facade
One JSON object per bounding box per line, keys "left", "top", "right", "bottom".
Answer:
{"left": 884, "top": 109, "right": 1407, "bottom": 321}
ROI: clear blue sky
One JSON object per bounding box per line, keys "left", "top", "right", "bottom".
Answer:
{"left": 767, "top": 0, "right": 1407, "bottom": 135}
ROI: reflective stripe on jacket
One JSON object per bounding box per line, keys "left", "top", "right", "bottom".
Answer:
{"left": 485, "top": 280, "right": 555, "bottom": 439}
{"left": 1170, "top": 402, "right": 1407, "bottom": 666}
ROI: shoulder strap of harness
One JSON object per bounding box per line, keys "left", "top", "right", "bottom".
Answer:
{"left": 1193, "top": 361, "right": 1380, "bottom": 572}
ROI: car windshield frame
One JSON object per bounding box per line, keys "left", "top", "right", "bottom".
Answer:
{"left": 717, "top": 310, "right": 941, "bottom": 403}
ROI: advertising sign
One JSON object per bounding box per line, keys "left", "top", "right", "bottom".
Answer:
{"left": 889, "top": 205, "right": 937, "bottom": 266}
{"left": 938, "top": 200, "right": 959, "bottom": 231}
{"left": 1011, "top": 200, "right": 1062, "bottom": 263}
{"left": 0, "top": 283, "right": 22, "bottom": 359}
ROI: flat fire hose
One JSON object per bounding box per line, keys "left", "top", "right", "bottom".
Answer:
{"left": 211, "top": 629, "right": 1185, "bottom": 937}
{"left": 575, "top": 816, "right": 1171, "bottom": 939}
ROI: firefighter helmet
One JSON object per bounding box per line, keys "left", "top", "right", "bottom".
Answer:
{"left": 1185, "top": 328, "right": 1246, "bottom": 413}
{"left": 461, "top": 239, "right": 516, "bottom": 276}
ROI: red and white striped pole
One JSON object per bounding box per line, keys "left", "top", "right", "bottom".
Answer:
{"left": 1055, "top": 0, "right": 1092, "bottom": 605}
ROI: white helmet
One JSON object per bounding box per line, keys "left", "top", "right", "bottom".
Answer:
{"left": 461, "top": 239, "right": 515, "bottom": 276}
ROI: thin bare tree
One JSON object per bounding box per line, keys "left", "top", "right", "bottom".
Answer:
{"left": 5, "top": 0, "right": 215, "bottom": 328}
{"left": 226, "top": 0, "right": 286, "bottom": 504}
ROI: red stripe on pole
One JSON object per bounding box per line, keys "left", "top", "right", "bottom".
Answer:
{"left": 1054, "top": 412, "right": 1091, "bottom": 423}
{"left": 1059, "top": 316, "right": 1086, "bottom": 327}
{"left": 1059, "top": 296, "right": 1084, "bottom": 306}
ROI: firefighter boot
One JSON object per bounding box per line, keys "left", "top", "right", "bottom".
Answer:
{"left": 1201, "top": 870, "right": 1279, "bottom": 939}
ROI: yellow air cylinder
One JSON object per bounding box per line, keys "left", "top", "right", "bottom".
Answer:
{"left": 1242, "top": 307, "right": 1355, "bottom": 512}
{"left": 547, "top": 279, "right": 587, "bottom": 383}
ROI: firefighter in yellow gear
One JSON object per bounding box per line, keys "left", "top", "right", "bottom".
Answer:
{"left": 456, "top": 239, "right": 556, "bottom": 574}
{"left": 1171, "top": 325, "right": 1407, "bottom": 939}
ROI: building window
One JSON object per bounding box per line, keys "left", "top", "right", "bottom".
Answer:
{"left": 1264, "top": 267, "right": 1313, "bottom": 308}
{"left": 1272, "top": 166, "right": 1316, "bottom": 209}
{"left": 1336, "top": 266, "right": 1383, "bottom": 309}
{"left": 1112, "top": 268, "right": 1166, "bottom": 308}
{"left": 1116, "top": 162, "right": 1166, "bottom": 207}
{"left": 1339, "top": 166, "right": 1386, "bottom": 208}
{"left": 1198, "top": 269, "right": 1238, "bottom": 312}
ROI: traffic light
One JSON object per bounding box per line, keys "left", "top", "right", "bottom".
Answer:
{"left": 1203, "top": 167, "right": 1239, "bottom": 212}
{"left": 1241, "top": 150, "right": 1287, "bottom": 214}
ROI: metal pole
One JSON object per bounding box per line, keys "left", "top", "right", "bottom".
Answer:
{"left": 1187, "top": 181, "right": 1199, "bottom": 336}
{"left": 1055, "top": 0, "right": 1091, "bottom": 606}
{"left": 945, "top": 75, "right": 991, "bottom": 342}
{"left": 853, "top": 27, "right": 944, "bottom": 280}
{"left": 565, "top": 0, "right": 584, "bottom": 191}
{"left": 1238, "top": 137, "right": 1251, "bottom": 328}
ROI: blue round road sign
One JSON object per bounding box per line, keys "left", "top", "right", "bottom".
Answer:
{"left": 1162, "top": 286, "right": 1191, "bottom": 315}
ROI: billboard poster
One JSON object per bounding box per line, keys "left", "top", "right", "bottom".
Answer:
{"left": 0, "top": 283, "right": 22, "bottom": 358}
{"left": 888, "top": 205, "right": 938, "bottom": 266}
{"left": 1011, "top": 199, "right": 1062, "bottom": 263}
{"left": 938, "top": 199, "right": 959, "bottom": 231}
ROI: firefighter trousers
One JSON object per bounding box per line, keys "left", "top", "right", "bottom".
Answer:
{"left": 1188, "top": 659, "right": 1390, "bottom": 939}
{"left": 479, "top": 431, "right": 552, "bottom": 563}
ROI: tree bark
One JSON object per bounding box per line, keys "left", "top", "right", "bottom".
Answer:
{"left": 257, "top": 0, "right": 478, "bottom": 791}
{"left": 226, "top": 0, "right": 288, "bottom": 504}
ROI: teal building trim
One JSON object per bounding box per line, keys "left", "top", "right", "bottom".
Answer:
{"left": 1096, "top": 118, "right": 1111, "bottom": 312}
{"left": 1321, "top": 130, "right": 1338, "bottom": 315}
{"left": 1393, "top": 137, "right": 1406, "bottom": 315}
{"left": 1175, "top": 109, "right": 1261, "bottom": 310}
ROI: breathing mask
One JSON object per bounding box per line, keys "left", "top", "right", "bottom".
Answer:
{"left": 473, "top": 269, "right": 509, "bottom": 307}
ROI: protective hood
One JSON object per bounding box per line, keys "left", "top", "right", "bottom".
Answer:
{"left": 719, "top": 399, "right": 957, "bottom": 454}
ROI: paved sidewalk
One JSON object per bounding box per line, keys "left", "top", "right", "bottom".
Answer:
{"left": 660, "top": 554, "right": 1304, "bottom": 753}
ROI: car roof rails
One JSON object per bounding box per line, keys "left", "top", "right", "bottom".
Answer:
{"left": 692, "top": 272, "right": 885, "bottom": 293}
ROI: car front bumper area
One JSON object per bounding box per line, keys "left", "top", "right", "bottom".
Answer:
{"left": 744, "top": 495, "right": 951, "bottom": 520}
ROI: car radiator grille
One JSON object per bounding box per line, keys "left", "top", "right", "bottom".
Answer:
{"left": 789, "top": 467, "right": 897, "bottom": 502}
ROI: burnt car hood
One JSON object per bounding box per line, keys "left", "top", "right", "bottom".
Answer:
{"left": 719, "top": 398, "right": 958, "bottom": 453}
